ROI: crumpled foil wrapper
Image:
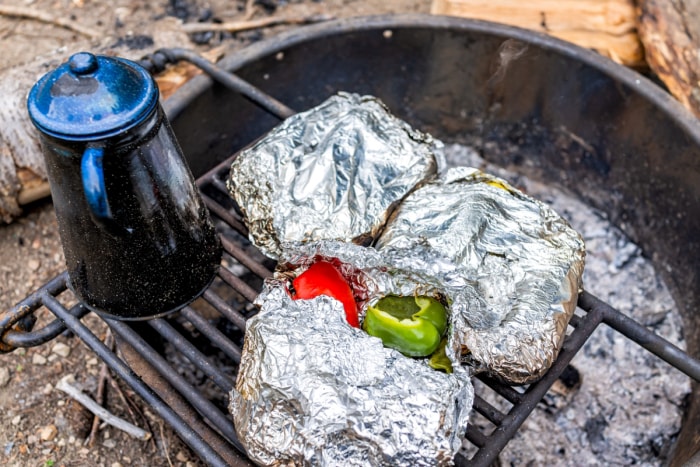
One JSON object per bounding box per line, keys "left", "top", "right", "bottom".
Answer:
{"left": 375, "top": 167, "right": 586, "bottom": 384}
{"left": 226, "top": 92, "right": 439, "bottom": 259}
{"left": 230, "top": 281, "right": 473, "bottom": 466}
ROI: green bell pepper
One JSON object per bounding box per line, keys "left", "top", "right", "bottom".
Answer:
{"left": 362, "top": 295, "right": 447, "bottom": 357}
{"left": 428, "top": 338, "right": 453, "bottom": 373}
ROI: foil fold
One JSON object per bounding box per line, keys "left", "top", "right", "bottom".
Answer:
{"left": 226, "top": 92, "right": 439, "bottom": 259}
{"left": 226, "top": 93, "right": 586, "bottom": 466}
{"left": 230, "top": 282, "right": 473, "bottom": 466}
{"left": 376, "top": 167, "right": 586, "bottom": 383}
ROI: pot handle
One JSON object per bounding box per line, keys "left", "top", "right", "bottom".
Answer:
{"left": 81, "top": 146, "right": 118, "bottom": 232}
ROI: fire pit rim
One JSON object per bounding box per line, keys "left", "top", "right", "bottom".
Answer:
{"left": 166, "top": 13, "right": 700, "bottom": 147}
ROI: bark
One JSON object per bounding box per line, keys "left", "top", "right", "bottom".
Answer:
{"left": 637, "top": 0, "right": 700, "bottom": 119}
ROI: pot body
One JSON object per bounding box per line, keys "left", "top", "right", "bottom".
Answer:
{"left": 41, "top": 106, "right": 220, "bottom": 319}
{"left": 29, "top": 52, "right": 220, "bottom": 320}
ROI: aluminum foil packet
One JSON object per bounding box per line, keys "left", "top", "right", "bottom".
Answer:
{"left": 376, "top": 167, "right": 586, "bottom": 384}
{"left": 230, "top": 277, "right": 473, "bottom": 466}
{"left": 226, "top": 92, "right": 439, "bottom": 259}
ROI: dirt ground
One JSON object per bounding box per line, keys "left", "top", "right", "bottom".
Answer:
{"left": 0, "top": 1, "right": 430, "bottom": 466}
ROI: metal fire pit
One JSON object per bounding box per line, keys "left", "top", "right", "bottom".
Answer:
{"left": 3, "top": 14, "right": 700, "bottom": 466}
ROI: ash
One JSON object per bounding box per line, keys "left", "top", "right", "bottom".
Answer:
{"left": 443, "top": 144, "right": 691, "bottom": 466}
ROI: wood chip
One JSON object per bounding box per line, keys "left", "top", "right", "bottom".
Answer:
{"left": 38, "top": 424, "right": 57, "bottom": 442}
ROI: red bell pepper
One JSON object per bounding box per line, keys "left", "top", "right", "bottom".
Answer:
{"left": 291, "top": 261, "right": 360, "bottom": 328}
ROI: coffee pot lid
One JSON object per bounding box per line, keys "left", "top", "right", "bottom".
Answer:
{"left": 27, "top": 52, "right": 158, "bottom": 141}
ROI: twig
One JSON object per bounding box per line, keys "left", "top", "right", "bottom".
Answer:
{"left": 84, "top": 332, "right": 114, "bottom": 447}
{"left": 243, "top": 0, "right": 256, "bottom": 21}
{"left": 84, "top": 362, "right": 109, "bottom": 446}
{"left": 0, "top": 5, "right": 101, "bottom": 38}
{"left": 159, "top": 421, "right": 174, "bottom": 467}
{"left": 180, "top": 14, "right": 332, "bottom": 34}
{"left": 56, "top": 376, "right": 151, "bottom": 441}
{"left": 107, "top": 373, "right": 158, "bottom": 452}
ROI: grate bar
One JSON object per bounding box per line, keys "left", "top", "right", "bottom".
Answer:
{"left": 210, "top": 177, "right": 231, "bottom": 197}
{"left": 217, "top": 266, "right": 260, "bottom": 303}
{"left": 181, "top": 306, "right": 243, "bottom": 363}
{"left": 202, "top": 289, "right": 248, "bottom": 331}
{"left": 3, "top": 303, "right": 89, "bottom": 348}
{"left": 149, "top": 319, "right": 235, "bottom": 393}
{"left": 464, "top": 424, "right": 489, "bottom": 449}
{"left": 203, "top": 193, "right": 249, "bottom": 236}
{"left": 107, "top": 320, "right": 246, "bottom": 456}
{"left": 580, "top": 291, "right": 700, "bottom": 381}
{"left": 471, "top": 394, "right": 505, "bottom": 426}
{"left": 474, "top": 375, "right": 524, "bottom": 405}
{"left": 152, "top": 48, "right": 295, "bottom": 120}
{"left": 39, "top": 294, "right": 232, "bottom": 467}
{"left": 220, "top": 236, "right": 274, "bottom": 280}
{"left": 462, "top": 303, "right": 605, "bottom": 467}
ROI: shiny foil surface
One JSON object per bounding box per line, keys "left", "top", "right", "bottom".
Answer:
{"left": 230, "top": 282, "right": 473, "bottom": 466}
{"left": 226, "top": 92, "right": 439, "bottom": 259}
{"left": 226, "top": 94, "right": 586, "bottom": 465}
{"left": 376, "top": 167, "right": 586, "bottom": 384}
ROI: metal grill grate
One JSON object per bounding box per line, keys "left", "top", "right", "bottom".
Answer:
{"left": 2, "top": 49, "right": 700, "bottom": 467}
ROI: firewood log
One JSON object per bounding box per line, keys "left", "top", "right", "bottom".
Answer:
{"left": 637, "top": 0, "right": 700, "bottom": 119}
{"left": 431, "top": 0, "right": 644, "bottom": 67}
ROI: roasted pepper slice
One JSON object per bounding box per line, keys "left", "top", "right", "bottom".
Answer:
{"left": 428, "top": 338, "right": 453, "bottom": 373}
{"left": 291, "top": 261, "right": 360, "bottom": 328}
{"left": 362, "top": 295, "right": 447, "bottom": 357}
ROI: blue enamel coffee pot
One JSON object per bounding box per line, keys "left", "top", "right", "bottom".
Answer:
{"left": 27, "top": 52, "right": 221, "bottom": 320}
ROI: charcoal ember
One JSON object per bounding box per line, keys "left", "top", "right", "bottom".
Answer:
{"left": 540, "top": 365, "right": 582, "bottom": 413}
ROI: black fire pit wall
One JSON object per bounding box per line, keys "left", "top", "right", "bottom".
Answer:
{"left": 164, "top": 15, "right": 700, "bottom": 464}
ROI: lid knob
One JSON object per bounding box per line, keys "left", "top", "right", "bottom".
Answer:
{"left": 69, "top": 52, "right": 98, "bottom": 75}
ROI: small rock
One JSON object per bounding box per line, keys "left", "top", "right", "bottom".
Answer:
{"left": 32, "top": 353, "right": 47, "bottom": 365}
{"left": 185, "top": 462, "right": 196, "bottom": 467}
{"left": 57, "top": 438, "right": 66, "bottom": 447}
{"left": 51, "top": 342, "right": 71, "bottom": 358}
{"left": 0, "top": 367, "right": 10, "bottom": 387}
{"left": 86, "top": 358, "right": 98, "bottom": 366}
{"left": 111, "top": 463, "right": 124, "bottom": 467}
{"left": 122, "top": 456, "right": 132, "bottom": 464}
{"left": 68, "top": 436, "right": 76, "bottom": 444}
{"left": 27, "top": 259, "right": 40, "bottom": 271}
{"left": 39, "top": 424, "right": 58, "bottom": 441}
{"left": 176, "top": 451, "right": 188, "bottom": 462}
{"left": 26, "top": 435, "right": 38, "bottom": 445}
{"left": 11, "top": 415, "right": 22, "bottom": 426}
{"left": 42, "top": 383, "right": 53, "bottom": 395}
{"left": 103, "top": 439, "right": 117, "bottom": 449}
